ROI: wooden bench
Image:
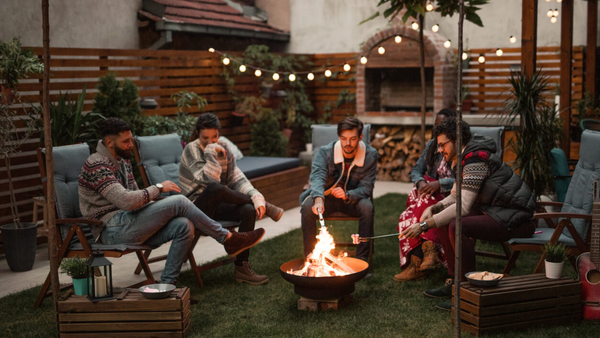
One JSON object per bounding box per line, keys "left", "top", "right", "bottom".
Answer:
{"left": 452, "top": 274, "right": 581, "bottom": 336}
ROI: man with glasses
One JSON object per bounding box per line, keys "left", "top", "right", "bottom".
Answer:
{"left": 401, "top": 117, "right": 536, "bottom": 311}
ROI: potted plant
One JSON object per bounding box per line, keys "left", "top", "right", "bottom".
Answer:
{"left": 544, "top": 243, "right": 568, "bottom": 279}
{"left": 0, "top": 95, "right": 38, "bottom": 272}
{"left": 59, "top": 257, "right": 89, "bottom": 295}
{"left": 0, "top": 38, "right": 44, "bottom": 105}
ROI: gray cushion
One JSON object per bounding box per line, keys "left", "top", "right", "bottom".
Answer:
{"left": 311, "top": 124, "right": 371, "bottom": 161}
{"left": 507, "top": 227, "right": 577, "bottom": 247}
{"left": 48, "top": 143, "right": 90, "bottom": 219}
{"left": 560, "top": 129, "right": 600, "bottom": 240}
{"left": 470, "top": 126, "right": 504, "bottom": 158}
{"left": 135, "top": 134, "right": 183, "bottom": 196}
{"left": 237, "top": 156, "right": 300, "bottom": 179}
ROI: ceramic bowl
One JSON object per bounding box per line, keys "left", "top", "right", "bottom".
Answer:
{"left": 138, "top": 283, "right": 176, "bottom": 299}
{"left": 465, "top": 271, "right": 503, "bottom": 287}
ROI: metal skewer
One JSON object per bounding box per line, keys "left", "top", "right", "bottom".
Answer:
{"left": 351, "top": 232, "right": 402, "bottom": 243}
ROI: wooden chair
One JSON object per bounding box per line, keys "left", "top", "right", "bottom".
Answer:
{"left": 132, "top": 134, "right": 238, "bottom": 287}
{"left": 34, "top": 144, "right": 155, "bottom": 308}
{"left": 503, "top": 130, "right": 600, "bottom": 274}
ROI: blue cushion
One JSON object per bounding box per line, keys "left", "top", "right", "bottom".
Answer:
{"left": 311, "top": 124, "right": 371, "bottom": 161}
{"left": 236, "top": 156, "right": 300, "bottom": 179}
{"left": 550, "top": 148, "right": 571, "bottom": 203}
{"left": 135, "top": 134, "right": 183, "bottom": 196}
{"left": 47, "top": 143, "right": 90, "bottom": 219}
{"left": 470, "top": 126, "right": 504, "bottom": 158}
{"left": 507, "top": 227, "right": 577, "bottom": 247}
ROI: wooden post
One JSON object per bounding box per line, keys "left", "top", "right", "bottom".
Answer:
{"left": 521, "top": 0, "right": 538, "bottom": 79}
{"left": 586, "top": 0, "right": 598, "bottom": 99}
{"left": 560, "top": 0, "right": 574, "bottom": 158}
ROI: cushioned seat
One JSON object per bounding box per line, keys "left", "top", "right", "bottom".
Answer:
{"left": 311, "top": 124, "right": 371, "bottom": 161}
{"left": 236, "top": 156, "right": 300, "bottom": 179}
{"left": 135, "top": 133, "right": 183, "bottom": 197}
{"left": 507, "top": 228, "right": 577, "bottom": 247}
{"left": 470, "top": 126, "right": 504, "bottom": 159}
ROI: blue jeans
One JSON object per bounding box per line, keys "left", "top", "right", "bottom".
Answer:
{"left": 101, "top": 195, "right": 230, "bottom": 283}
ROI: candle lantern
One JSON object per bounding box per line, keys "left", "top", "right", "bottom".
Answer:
{"left": 87, "top": 251, "right": 113, "bottom": 302}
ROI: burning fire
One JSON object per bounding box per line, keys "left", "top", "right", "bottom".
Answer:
{"left": 288, "top": 226, "right": 354, "bottom": 277}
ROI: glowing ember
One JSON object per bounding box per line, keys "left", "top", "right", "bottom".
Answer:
{"left": 288, "top": 226, "right": 353, "bottom": 277}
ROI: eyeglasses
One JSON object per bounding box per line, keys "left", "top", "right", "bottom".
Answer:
{"left": 437, "top": 140, "right": 452, "bottom": 151}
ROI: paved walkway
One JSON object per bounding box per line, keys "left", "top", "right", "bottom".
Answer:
{"left": 0, "top": 181, "right": 412, "bottom": 299}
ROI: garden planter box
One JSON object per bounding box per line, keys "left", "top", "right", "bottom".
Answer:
{"left": 452, "top": 274, "right": 581, "bottom": 336}
{"left": 58, "top": 287, "right": 191, "bottom": 337}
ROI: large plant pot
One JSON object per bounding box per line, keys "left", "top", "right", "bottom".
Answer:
{"left": 1, "top": 85, "right": 15, "bottom": 105}
{"left": 72, "top": 277, "right": 89, "bottom": 296}
{"left": 545, "top": 260, "right": 564, "bottom": 279}
{"left": 0, "top": 222, "right": 37, "bottom": 272}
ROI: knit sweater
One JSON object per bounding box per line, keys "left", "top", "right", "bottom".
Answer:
{"left": 79, "top": 141, "right": 160, "bottom": 242}
{"left": 179, "top": 139, "right": 265, "bottom": 209}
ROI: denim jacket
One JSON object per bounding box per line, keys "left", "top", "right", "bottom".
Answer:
{"left": 409, "top": 139, "right": 455, "bottom": 193}
{"left": 299, "top": 140, "right": 378, "bottom": 205}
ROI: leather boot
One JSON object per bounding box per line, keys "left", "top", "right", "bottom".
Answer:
{"left": 393, "top": 256, "right": 427, "bottom": 282}
{"left": 235, "top": 261, "right": 269, "bottom": 285}
{"left": 420, "top": 241, "right": 442, "bottom": 271}
{"left": 265, "top": 202, "right": 283, "bottom": 222}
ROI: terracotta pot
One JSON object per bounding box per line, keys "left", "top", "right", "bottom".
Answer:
{"left": 462, "top": 100, "right": 473, "bottom": 113}
{"left": 1, "top": 85, "right": 15, "bottom": 105}
{"left": 283, "top": 128, "right": 293, "bottom": 140}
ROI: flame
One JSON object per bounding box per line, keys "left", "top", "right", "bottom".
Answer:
{"left": 288, "top": 226, "right": 350, "bottom": 277}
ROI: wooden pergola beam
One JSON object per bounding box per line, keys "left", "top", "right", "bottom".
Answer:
{"left": 586, "top": 0, "right": 598, "bottom": 99}
{"left": 560, "top": 0, "right": 574, "bottom": 158}
{"left": 521, "top": 0, "right": 537, "bottom": 79}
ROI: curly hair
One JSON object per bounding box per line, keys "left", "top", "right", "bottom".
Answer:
{"left": 425, "top": 109, "right": 457, "bottom": 171}
{"left": 99, "top": 118, "right": 131, "bottom": 140}
{"left": 190, "top": 113, "right": 221, "bottom": 141}
{"left": 433, "top": 116, "right": 472, "bottom": 146}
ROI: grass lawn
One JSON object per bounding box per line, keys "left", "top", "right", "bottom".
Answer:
{"left": 2, "top": 193, "right": 599, "bottom": 337}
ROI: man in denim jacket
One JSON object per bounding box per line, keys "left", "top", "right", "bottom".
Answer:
{"left": 299, "top": 117, "right": 378, "bottom": 262}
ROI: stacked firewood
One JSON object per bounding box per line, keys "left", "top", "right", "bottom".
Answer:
{"left": 370, "top": 126, "right": 432, "bottom": 182}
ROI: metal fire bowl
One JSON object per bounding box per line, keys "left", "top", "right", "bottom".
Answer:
{"left": 280, "top": 257, "right": 369, "bottom": 300}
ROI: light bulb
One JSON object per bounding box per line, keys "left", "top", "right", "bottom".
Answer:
{"left": 547, "top": 9, "right": 553, "bottom": 17}
{"left": 411, "top": 21, "right": 419, "bottom": 30}
{"left": 395, "top": 35, "right": 402, "bottom": 43}
{"left": 478, "top": 55, "right": 486, "bottom": 64}
{"left": 360, "top": 56, "right": 368, "bottom": 64}
{"left": 557, "top": 0, "right": 562, "bottom": 2}
{"left": 444, "top": 40, "right": 451, "bottom": 48}
{"left": 222, "top": 57, "right": 230, "bottom": 65}
{"left": 307, "top": 73, "right": 314, "bottom": 81}
{"left": 289, "top": 74, "right": 296, "bottom": 82}
{"left": 239, "top": 65, "right": 246, "bottom": 72}
{"left": 432, "top": 24, "right": 439, "bottom": 33}
{"left": 255, "top": 69, "right": 262, "bottom": 77}
{"left": 426, "top": 2, "right": 434, "bottom": 11}
{"left": 545, "top": 0, "right": 550, "bottom": 2}
{"left": 510, "top": 35, "right": 517, "bottom": 44}
{"left": 378, "top": 46, "right": 385, "bottom": 54}
{"left": 343, "top": 63, "right": 351, "bottom": 72}
{"left": 553, "top": 9, "right": 559, "bottom": 17}
{"left": 272, "top": 73, "right": 280, "bottom": 81}
{"left": 462, "top": 52, "right": 468, "bottom": 60}
{"left": 324, "top": 69, "right": 332, "bottom": 77}
{"left": 551, "top": 16, "right": 557, "bottom": 23}
{"left": 496, "top": 48, "right": 503, "bottom": 56}
{"left": 208, "top": 47, "right": 215, "bottom": 53}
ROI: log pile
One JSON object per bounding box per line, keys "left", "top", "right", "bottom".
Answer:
{"left": 370, "top": 126, "right": 432, "bottom": 182}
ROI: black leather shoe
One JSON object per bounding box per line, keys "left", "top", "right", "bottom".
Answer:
{"left": 435, "top": 299, "right": 453, "bottom": 311}
{"left": 423, "top": 278, "right": 453, "bottom": 298}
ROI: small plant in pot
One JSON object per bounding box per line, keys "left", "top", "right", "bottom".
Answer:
{"left": 0, "top": 37, "right": 44, "bottom": 105}
{"left": 544, "top": 243, "right": 568, "bottom": 279}
{"left": 60, "top": 257, "right": 89, "bottom": 296}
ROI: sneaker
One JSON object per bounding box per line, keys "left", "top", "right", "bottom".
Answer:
{"left": 420, "top": 241, "right": 442, "bottom": 271}
{"left": 223, "top": 228, "right": 265, "bottom": 257}
{"left": 235, "top": 261, "right": 269, "bottom": 285}
{"left": 393, "top": 256, "right": 427, "bottom": 282}
{"left": 423, "top": 278, "right": 454, "bottom": 298}
{"left": 266, "top": 202, "right": 283, "bottom": 222}
{"left": 435, "top": 299, "right": 453, "bottom": 311}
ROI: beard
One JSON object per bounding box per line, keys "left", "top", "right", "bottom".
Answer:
{"left": 343, "top": 145, "right": 356, "bottom": 154}
{"left": 114, "top": 145, "right": 132, "bottom": 160}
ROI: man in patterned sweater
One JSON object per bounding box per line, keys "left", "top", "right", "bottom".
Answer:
{"left": 401, "top": 117, "right": 536, "bottom": 310}
{"left": 79, "top": 118, "right": 265, "bottom": 284}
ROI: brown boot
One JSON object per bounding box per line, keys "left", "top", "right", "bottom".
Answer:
{"left": 420, "top": 241, "right": 442, "bottom": 271}
{"left": 265, "top": 202, "right": 283, "bottom": 222}
{"left": 235, "top": 261, "right": 269, "bottom": 285}
{"left": 223, "top": 229, "right": 265, "bottom": 257}
{"left": 393, "top": 256, "right": 427, "bottom": 282}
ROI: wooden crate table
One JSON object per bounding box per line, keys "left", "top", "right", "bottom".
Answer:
{"left": 58, "top": 287, "right": 191, "bottom": 338}
{"left": 452, "top": 274, "right": 581, "bottom": 336}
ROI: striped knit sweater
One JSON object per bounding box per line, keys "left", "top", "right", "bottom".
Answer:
{"left": 179, "top": 139, "right": 265, "bottom": 209}
{"left": 79, "top": 141, "right": 160, "bottom": 242}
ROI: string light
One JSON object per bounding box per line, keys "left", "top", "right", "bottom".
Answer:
{"left": 431, "top": 24, "right": 439, "bottom": 33}
{"left": 208, "top": 48, "right": 215, "bottom": 53}
{"left": 426, "top": 1, "right": 434, "bottom": 11}
{"left": 222, "top": 57, "right": 230, "bottom": 65}
{"left": 547, "top": 9, "right": 553, "bottom": 17}
{"left": 307, "top": 73, "right": 314, "bottom": 81}
{"left": 557, "top": 0, "right": 562, "bottom": 2}
{"left": 360, "top": 56, "right": 368, "bottom": 64}
{"left": 255, "top": 69, "right": 262, "bottom": 77}
{"left": 378, "top": 46, "right": 385, "bottom": 54}
{"left": 551, "top": 15, "right": 557, "bottom": 24}
{"left": 444, "top": 40, "right": 451, "bottom": 48}
{"left": 462, "top": 52, "right": 468, "bottom": 60}
{"left": 496, "top": 48, "right": 503, "bottom": 56}
{"left": 289, "top": 74, "right": 296, "bottom": 82}
{"left": 272, "top": 73, "right": 280, "bottom": 81}
{"left": 324, "top": 69, "right": 332, "bottom": 77}
{"left": 343, "top": 63, "right": 351, "bottom": 72}
{"left": 510, "top": 36, "right": 517, "bottom": 44}
{"left": 239, "top": 65, "right": 246, "bottom": 72}
{"left": 478, "top": 55, "right": 486, "bottom": 64}
{"left": 545, "top": 0, "right": 550, "bottom": 2}
{"left": 395, "top": 35, "right": 402, "bottom": 43}
{"left": 411, "top": 21, "right": 419, "bottom": 30}
{"left": 553, "top": 9, "right": 559, "bottom": 17}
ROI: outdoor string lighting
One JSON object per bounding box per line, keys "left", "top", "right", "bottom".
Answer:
{"left": 426, "top": 1, "right": 434, "bottom": 11}
{"left": 222, "top": 57, "right": 230, "bottom": 65}
{"left": 478, "top": 54, "right": 486, "bottom": 64}
{"left": 324, "top": 69, "right": 332, "bottom": 77}
{"left": 553, "top": 8, "right": 559, "bottom": 17}
{"left": 360, "top": 56, "right": 368, "bottom": 64}
{"left": 208, "top": 48, "right": 215, "bottom": 53}
{"left": 272, "top": 73, "right": 280, "bottom": 81}
{"left": 343, "top": 63, "right": 351, "bottom": 72}
{"left": 444, "top": 40, "right": 451, "bottom": 48}
{"left": 289, "top": 74, "right": 296, "bottom": 82}
{"left": 307, "top": 73, "right": 315, "bottom": 81}
{"left": 462, "top": 52, "right": 468, "bottom": 60}
{"left": 255, "top": 69, "right": 262, "bottom": 77}
{"left": 510, "top": 35, "right": 517, "bottom": 43}
{"left": 411, "top": 21, "right": 419, "bottom": 30}
{"left": 378, "top": 46, "right": 386, "bottom": 54}
{"left": 496, "top": 48, "right": 503, "bottom": 56}
{"left": 551, "top": 15, "right": 557, "bottom": 23}
{"left": 395, "top": 35, "right": 402, "bottom": 43}
{"left": 239, "top": 64, "right": 246, "bottom": 72}
{"left": 547, "top": 9, "right": 553, "bottom": 18}
{"left": 432, "top": 24, "right": 439, "bottom": 32}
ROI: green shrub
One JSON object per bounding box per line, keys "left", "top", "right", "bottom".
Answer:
{"left": 140, "top": 112, "right": 197, "bottom": 143}
{"left": 92, "top": 73, "right": 142, "bottom": 134}
{"left": 250, "top": 113, "right": 288, "bottom": 157}
{"left": 544, "top": 243, "right": 568, "bottom": 263}
{"left": 59, "top": 257, "right": 88, "bottom": 279}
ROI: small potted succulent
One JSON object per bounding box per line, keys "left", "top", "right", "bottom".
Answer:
{"left": 60, "top": 257, "right": 89, "bottom": 296}
{"left": 544, "top": 243, "right": 568, "bottom": 279}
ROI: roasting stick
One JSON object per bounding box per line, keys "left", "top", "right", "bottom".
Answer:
{"left": 351, "top": 233, "right": 403, "bottom": 243}
{"left": 318, "top": 212, "right": 326, "bottom": 230}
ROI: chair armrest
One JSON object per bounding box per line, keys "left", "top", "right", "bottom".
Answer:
{"left": 56, "top": 218, "right": 103, "bottom": 226}
{"left": 533, "top": 212, "right": 592, "bottom": 220}
{"left": 537, "top": 201, "right": 564, "bottom": 208}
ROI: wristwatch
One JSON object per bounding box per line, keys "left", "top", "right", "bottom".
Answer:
{"left": 419, "top": 221, "right": 429, "bottom": 233}
{"left": 155, "top": 183, "right": 163, "bottom": 192}
{"left": 344, "top": 192, "right": 351, "bottom": 204}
